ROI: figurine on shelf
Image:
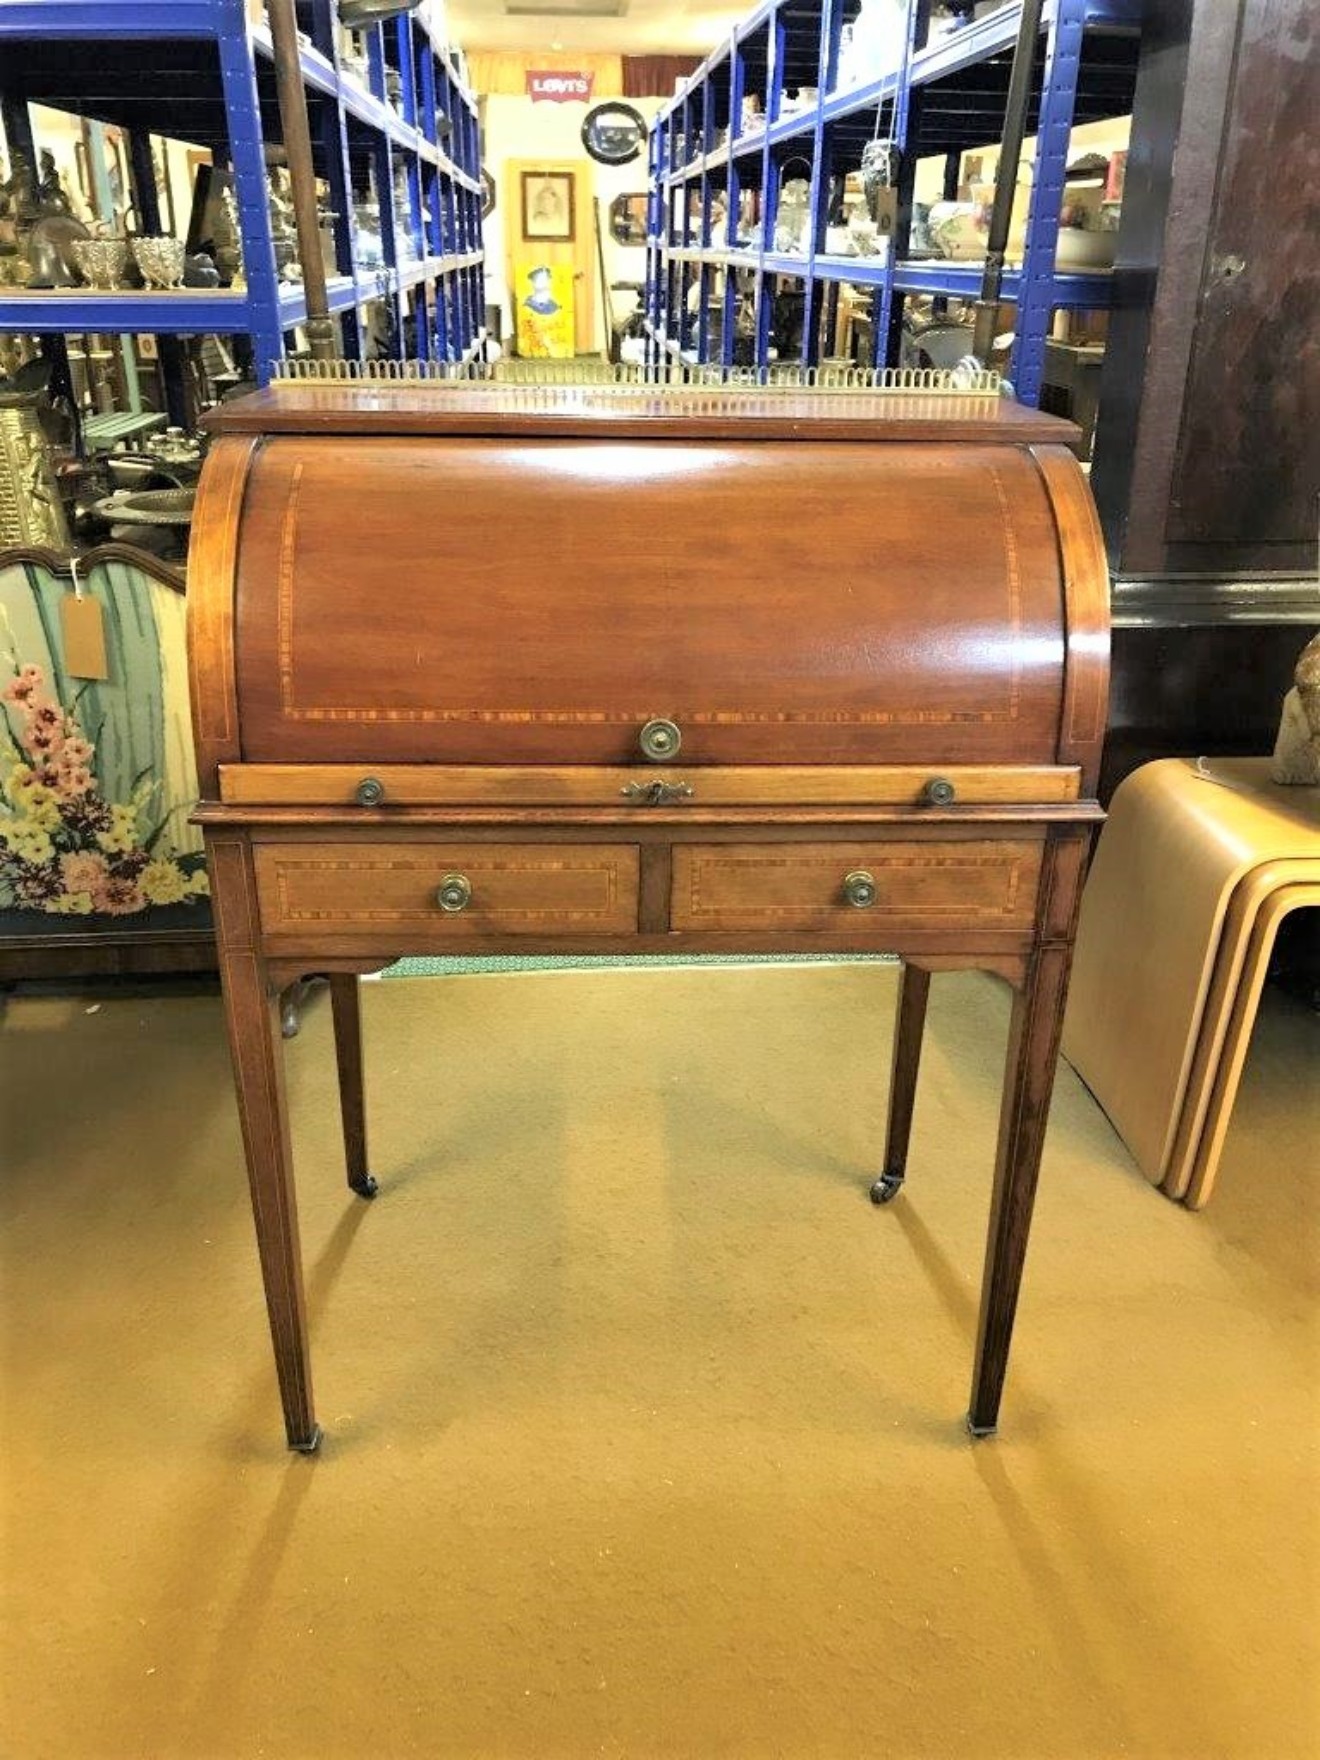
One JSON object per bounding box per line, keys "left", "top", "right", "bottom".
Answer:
{"left": 37, "top": 150, "right": 73, "bottom": 217}
{"left": 1, "top": 151, "right": 41, "bottom": 227}
{"left": 267, "top": 166, "right": 301, "bottom": 282}
{"left": 218, "top": 186, "right": 246, "bottom": 289}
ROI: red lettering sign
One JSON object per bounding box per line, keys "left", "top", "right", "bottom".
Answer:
{"left": 526, "top": 71, "right": 595, "bottom": 103}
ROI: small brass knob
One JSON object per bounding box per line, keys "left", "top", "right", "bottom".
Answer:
{"left": 843, "top": 870, "right": 878, "bottom": 909}
{"left": 355, "top": 777, "right": 385, "bottom": 808}
{"left": 924, "top": 777, "right": 957, "bottom": 807}
{"left": 639, "top": 718, "right": 682, "bottom": 763}
{"left": 435, "top": 873, "right": 472, "bottom": 913}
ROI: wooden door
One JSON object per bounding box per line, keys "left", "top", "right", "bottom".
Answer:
{"left": 505, "top": 159, "right": 594, "bottom": 356}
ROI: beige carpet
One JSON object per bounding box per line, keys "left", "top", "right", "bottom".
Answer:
{"left": 1, "top": 965, "right": 1316, "bottom": 1760}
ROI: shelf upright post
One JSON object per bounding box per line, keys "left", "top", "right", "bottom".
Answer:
{"left": 0, "top": 92, "right": 36, "bottom": 169}
{"left": 697, "top": 78, "right": 715, "bottom": 362}
{"left": 395, "top": 13, "right": 429, "bottom": 360}
{"left": 872, "top": 0, "right": 921, "bottom": 369}
{"left": 418, "top": 41, "right": 448, "bottom": 359}
{"left": 128, "top": 128, "right": 187, "bottom": 422}
{"left": 1010, "top": 0, "right": 1087, "bottom": 405}
{"left": 315, "top": 10, "right": 363, "bottom": 365}
{"left": 645, "top": 114, "right": 667, "bottom": 372}
{"left": 800, "top": 0, "right": 838, "bottom": 367}
{"left": 438, "top": 116, "right": 461, "bottom": 358}
{"left": 216, "top": 0, "right": 286, "bottom": 382}
{"left": 755, "top": 14, "right": 785, "bottom": 373}
{"left": 721, "top": 31, "right": 745, "bottom": 370}
{"left": 364, "top": 28, "right": 404, "bottom": 360}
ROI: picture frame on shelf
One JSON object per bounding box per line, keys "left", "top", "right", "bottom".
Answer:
{"left": 520, "top": 171, "right": 574, "bottom": 243}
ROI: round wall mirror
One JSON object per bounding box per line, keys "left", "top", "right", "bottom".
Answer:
{"left": 581, "top": 103, "right": 647, "bottom": 168}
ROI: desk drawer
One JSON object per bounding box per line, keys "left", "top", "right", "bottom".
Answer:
{"left": 254, "top": 842, "right": 639, "bottom": 940}
{"left": 671, "top": 840, "right": 1042, "bottom": 934}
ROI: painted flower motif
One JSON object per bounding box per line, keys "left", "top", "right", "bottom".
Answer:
{"left": 60, "top": 736, "right": 95, "bottom": 769}
{"left": 55, "top": 766, "right": 93, "bottom": 798}
{"left": 141, "top": 859, "right": 189, "bottom": 906}
{"left": 12, "top": 861, "right": 62, "bottom": 908}
{"left": 49, "top": 890, "right": 95, "bottom": 916}
{"left": 61, "top": 794, "right": 113, "bottom": 838}
{"left": 95, "top": 803, "right": 140, "bottom": 855}
{"left": 1, "top": 820, "right": 56, "bottom": 864}
{"left": 92, "top": 874, "right": 146, "bottom": 916}
{"left": 1, "top": 659, "right": 208, "bottom": 919}
{"left": 2, "top": 664, "right": 43, "bottom": 704}
{"left": 60, "top": 850, "right": 110, "bottom": 895}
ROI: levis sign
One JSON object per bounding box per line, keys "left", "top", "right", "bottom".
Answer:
{"left": 526, "top": 70, "right": 594, "bottom": 102}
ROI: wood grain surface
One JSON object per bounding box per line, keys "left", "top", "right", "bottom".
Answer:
{"left": 187, "top": 385, "right": 1112, "bottom": 1447}
{"left": 231, "top": 439, "right": 1066, "bottom": 767}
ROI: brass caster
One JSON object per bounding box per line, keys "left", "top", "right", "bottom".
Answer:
{"left": 349, "top": 1173, "right": 379, "bottom": 1199}
{"left": 869, "top": 1171, "right": 905, "bottom": 1205}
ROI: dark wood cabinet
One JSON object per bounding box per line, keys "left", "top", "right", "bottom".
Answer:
{"left": 1093, "top": 0, "right": 1319, "bottom": 582}
{"left": 1089, "top": 0, "right": 1319, "bottom": 794}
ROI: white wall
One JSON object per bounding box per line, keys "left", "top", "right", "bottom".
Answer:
{"left": 480, "top": 94, "right": 664, "bottom": 352}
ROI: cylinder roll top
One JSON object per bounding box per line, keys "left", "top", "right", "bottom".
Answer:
{"left": 228, "top": 434, "right": 1068, "bottom": 768}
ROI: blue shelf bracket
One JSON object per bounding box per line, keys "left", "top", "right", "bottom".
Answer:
{"left": 216, "top": 0, "right": 287, "bottom": 382}
{"left": 1011, "top": 0, "right": 1088, "bottom": 405}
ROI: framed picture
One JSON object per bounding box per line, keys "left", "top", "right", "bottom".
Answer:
{"left": 520, "top": 171, "right": 574, "bottom": 243}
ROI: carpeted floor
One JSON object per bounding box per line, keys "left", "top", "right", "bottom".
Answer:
{"left": 1, "top": 964, "right": 1316, "bottom": 1760}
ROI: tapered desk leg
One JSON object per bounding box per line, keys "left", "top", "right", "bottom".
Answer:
{"left": 871, "top": 962, "right": 931, "bottom": 1205}
{"left": 210, "top": 835, "right": 320, "bottom": 1454}
{"left": 967, "top": 942, "right": 1073, "bottom": 1437}
{"left": 329, "top": 975, "right": 377, "bottom": 1198}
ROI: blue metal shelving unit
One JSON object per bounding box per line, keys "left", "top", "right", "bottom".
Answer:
{"left": 0, "top": 0, "right": 484, "bottom": 401}
{"left": 645, "top": 0, "right": 1140, "bottom": 401}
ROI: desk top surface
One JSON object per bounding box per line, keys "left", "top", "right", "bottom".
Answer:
{"left": 206, "top": 384, "right": 1079, "bottom": 446}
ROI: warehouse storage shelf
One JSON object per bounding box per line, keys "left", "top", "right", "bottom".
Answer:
{"left": 645, "top": 0, "right": 1140, "bottom": 402}
{"left": 0, "top": 0, "right": 485, "bottom": 394}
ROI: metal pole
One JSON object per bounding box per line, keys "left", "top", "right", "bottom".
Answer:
{"left": 265, "top": 0, "right": 337, "bottom": 360}
{"left": 970, "top": 0, "right": 1045, "bottom": 366}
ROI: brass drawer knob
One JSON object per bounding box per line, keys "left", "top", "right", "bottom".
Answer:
{"left": 639, "top": 717, "right": 682, "bottom": 763}
{"left": 435, "top": 873, "right": 472, "bottom": 913}
{"left": 355, "top": 777, "right": 386, "bottom": 808}
{"left": 924, "top": 777, "right": 957, "bottom": 807}
{"left": 842, "top": 869, "right": 878, "bottom": 909}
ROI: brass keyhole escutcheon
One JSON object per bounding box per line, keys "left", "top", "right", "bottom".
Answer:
{"left": 355, "top": 776, "right": 385, "bottom": 807}
{"left": 639, "top": 718, "right": 682, "bottom": 763}
{"left": 435, "top": 873, "right": 472, "bottom": 913}
{"left": 843, "top": 870, "right": 878, "bottom": 909}
{"left": 620, "top": 779, "right": 694, "bottom": 806}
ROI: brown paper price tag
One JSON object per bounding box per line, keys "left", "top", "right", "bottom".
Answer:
{"left": 60, "top": 590, "right": 110, "bottom": 681}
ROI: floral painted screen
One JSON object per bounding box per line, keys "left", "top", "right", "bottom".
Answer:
{"left": 0, "top": 557, "right": 211, "bottom": 936}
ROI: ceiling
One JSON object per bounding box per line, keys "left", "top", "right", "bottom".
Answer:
{"left": 445, "top": 0, "right": 744, "bottom": 55}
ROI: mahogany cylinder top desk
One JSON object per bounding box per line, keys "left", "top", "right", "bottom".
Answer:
{"left": 188, "top": 380, "right": 1109, "bottom": 1452}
